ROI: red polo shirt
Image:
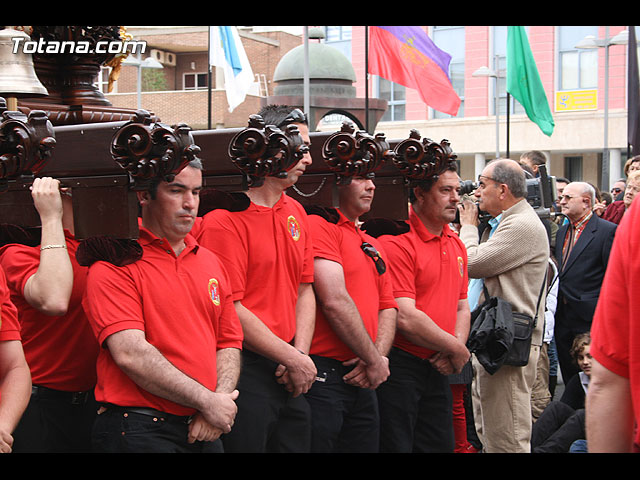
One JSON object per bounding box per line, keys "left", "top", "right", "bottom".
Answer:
{"left": 0, "top": 267, "right": 20, "bottom": 342}
{"left": 379, "top": 208, "right": 468, "bottom": 360}
{"left": 196, "top": 193, "right": 314, "bottom": 344}
{"left": 0, "top": 232, "right": 98, "bottom": 392}
{"left": 307, "top": 209, "right": 397, "bottom": 361}
{"left": 82, "top": 227, "right": 243, "bottom": 416}
{"left": 1, "top": 267, "right": 21, "bottom": 403}
{"left": 591, "top": 199, "right": 640, "bottom": 449}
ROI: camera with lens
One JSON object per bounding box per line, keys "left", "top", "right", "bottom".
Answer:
{"left": 454, "top": 180, "right": 491, "bottom": 224}
{"left": 454, "top": 164, "right": 559, "bottom": 224}
{"left": 525, "top": 164, "right": 558, "bottom": 219}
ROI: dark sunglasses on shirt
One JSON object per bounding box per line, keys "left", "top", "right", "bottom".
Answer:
{"left": 361, "top": 242, "right": 387, "bottom": 275}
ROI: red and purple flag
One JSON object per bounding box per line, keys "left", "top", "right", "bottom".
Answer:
{"left": 368, "top": 26, "right": 461, "bottom": 116}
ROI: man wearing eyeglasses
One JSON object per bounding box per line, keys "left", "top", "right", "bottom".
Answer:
{"left": 458, "top": 159, "right": 549, "bottom": 453}
{"left": 195, "top": 105, "right": 317, "bottom": 453}
{"left": 373, "top": 163, "right": 470, "bottom": 453}
{"left": 602, "top": 175, "right": 640, "bottom": 225}
{"left": 553, "top": 181, "right": 616, "bottom": 385}
{"left": 303, "top": 175, "right": 397, "bottom": 452}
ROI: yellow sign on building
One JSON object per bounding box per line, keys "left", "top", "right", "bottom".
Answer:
{"left": 556, "top": 90, "right": 598, "bottom": 112}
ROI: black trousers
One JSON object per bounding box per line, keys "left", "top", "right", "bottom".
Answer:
{"left": 376, "top": 347, "right": 454, "bottom": 453}
{"left": 531, "top": 401, "right": 585, "bottom": 453}
{"left": 221, "top": 349, "right": 311, "bottom": 453}
{"left": 305, "top": 355, "right": 380, "bottom": 453}
{"left": 12, "top": 385, "right": 97, "bottom": 453}
{"left": 91, "top": 405, "right": 223, "bottom": 453}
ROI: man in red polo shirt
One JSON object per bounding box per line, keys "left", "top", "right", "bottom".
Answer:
{"left": 304, "top": 175, "right": 397, "bottom": 452}
{"left": 0, "top": 177, "right": 99, "bottom": 453}
{"left": 195, "top": 105, "right": 317, "bottom": 452}
{"left": 0, "top": 267, "right": 31, "bottom": 453}
{"left": 82, "top": 160, "right": 243, "bottom": 453}
{"left": 375, "top": 164, "right": 471, "bottom": 453}
{"left": 588, "top": 197, "right": 640, "bottom": 452}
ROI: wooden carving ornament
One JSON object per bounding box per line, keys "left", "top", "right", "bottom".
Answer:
{"left": 0, "top": 97, "right": 56, "bottom": 190}
{"left": 321, "top": 121, "right": 395, "bottom": 185}
{"left": 228, "top": 113, "right": 310, "bottom": 188}
{"left": 393, "top": 128, "right": 457, "bottom": 185}
{"left": 110, "top": 109, "right": 201, "bottom": 190}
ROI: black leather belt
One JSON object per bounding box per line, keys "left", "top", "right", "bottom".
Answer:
{"left": 101, "top": 404, "right": 193, "bottom": 424}
{"left": 31, "top": 385, "right": 92, "bottom": 405}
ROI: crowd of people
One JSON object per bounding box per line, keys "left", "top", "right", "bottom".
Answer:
{"left": 0, "top": 104, "right": 638, "bottom": 454}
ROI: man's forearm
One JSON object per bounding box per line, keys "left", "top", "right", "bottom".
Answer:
{"left": 375, "top": 308, "right": 397, "bottom": 356}
{"left": 586, "top": 359, "right": 635, "bottom": 452}
{"left": 234, "top": 301, "right": 304, "bottom": 366}
{"left": 455, "top": 300, "right": 471, "bottom": 345}
{"left": 216, "top": 347, "right": 241, "bottom": 394}
{"left": 294, "top": 283, "right": 316, "bottom": 354}
{"left": 106, "top": 329, "right": 216, "bottom": 412}
{"left": 0, "top": 341, "right": 31, "bottom": 435}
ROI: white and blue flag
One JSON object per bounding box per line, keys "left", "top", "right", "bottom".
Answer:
{"left": 209, "top": 26, "right": 255, "bottom": 112}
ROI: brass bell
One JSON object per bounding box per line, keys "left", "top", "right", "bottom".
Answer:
{"left": 0, "top": 27, "right": 48, "bottom": 110}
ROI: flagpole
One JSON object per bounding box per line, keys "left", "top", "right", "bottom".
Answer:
{"left": 365, "top": 26, "right": 369, "bottom": 133}
{"left": 506, "top": 93, "right": 510, "bottom": 158}
{"left": 208, "top": 26, "right": 212, "bottom": 130}
{"left": 303, "top": 26, "right": 310, "bottom": 119}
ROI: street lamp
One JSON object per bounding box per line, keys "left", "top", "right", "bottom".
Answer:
{"left": 473, "top": 55, "right": 504, "bottom": 159}
{"left": 575, "top": 28, "right": 628, "bottom": 191}
{"left": 122, "top": 53, "right": 164, "bottom": 109}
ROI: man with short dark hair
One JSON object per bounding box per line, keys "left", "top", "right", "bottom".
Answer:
{"left": 520, "top": 150, "right": 547, "bottom": 176}
{"left": 459, "top": 158, "right": 549, "bottom": 453}
{"left": 304, "top": 175, "right": 397, "bottom": 452}
{"left": 83, "top": 161, "right": 243, "bottom": 453}
{"left": 195, "top": 104, "right": 317, "bottom": 453}
{"left": 375, "top": 165, "right": 470, "bottom": 453}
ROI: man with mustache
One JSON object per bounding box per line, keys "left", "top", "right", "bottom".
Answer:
{"left": 195, "top": 105, "right": 317, "bottom": 453}
{"left": 554, "top": 181, "right": 616, "bottom": 383}
{"left": 459, "top": 159, "right": 549, "bottom": 453}
{"left": 375, "top": 163, "right": 471, "bottom": 452}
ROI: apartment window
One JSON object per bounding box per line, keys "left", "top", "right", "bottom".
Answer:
{"left": 324, "top": 26, "right": 352, "bottom": 60}
{"left": 94, "top": 66, "right": 112, "bottom": 93}
{"left": 184, "top": 72, "right": 209, "bottom": 90}
{"left": 432, "top": 26, "right": 465, "bottom": 118}
{"left": 377, "top": 77, "right": 405, "bottom": 122}
{"left": 565, "top": 156, "right": 583, "bottom": 181}
{"left": 559, "top": 26, "right": 598, "bottom": 90}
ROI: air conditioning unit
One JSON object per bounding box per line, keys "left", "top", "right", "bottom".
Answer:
{"left": 150, "top": 49, "right": 165, "bottom": 64}
{"left": 149, "top": 49, "right": 176, "bottom": 67}
{"left": 164, "top": 52, "right": 176, "bottom": 66}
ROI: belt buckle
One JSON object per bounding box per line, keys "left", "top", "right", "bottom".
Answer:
{"left": 71, "top": 391, "right": 87, "bottom": 405}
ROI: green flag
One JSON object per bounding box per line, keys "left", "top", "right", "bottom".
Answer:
{"left": 507, "top": 26, "right": 554, "bottom": 136}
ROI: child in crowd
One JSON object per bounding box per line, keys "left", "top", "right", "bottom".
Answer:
{"left": 530, "top": 333, "right": 591, "bottom": 453}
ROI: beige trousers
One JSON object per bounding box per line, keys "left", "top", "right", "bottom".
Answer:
{"left": 531, "top": 342, "right": 552, "bottom": 421}
{"left": 471, "top": 345, "right": 540, "bottom": 453}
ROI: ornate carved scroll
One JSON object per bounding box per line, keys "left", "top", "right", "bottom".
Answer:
{"left": 227, "top": 114, "right": 310, "bottom": 188}
{"left": 0, "top": 97, "right": 56, "bottom": 190}
{"left": 110, "top": 110, "right": 201, "bottom": 190}
{"left": 392, "top": 129, "right": 457, "bottom": 185}
{"left": 321, "top": 121, "right": 395, "bottom": 185}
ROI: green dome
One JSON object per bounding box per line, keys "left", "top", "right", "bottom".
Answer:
{"left": 273, "top": 43, "right": 356, "bottom": 83}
